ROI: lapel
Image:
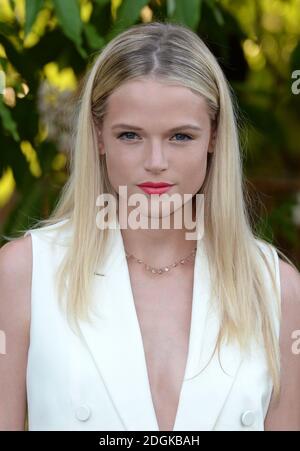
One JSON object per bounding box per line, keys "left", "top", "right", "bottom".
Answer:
{"left": 76, "top": 223, "right": 243, "bottom": 431}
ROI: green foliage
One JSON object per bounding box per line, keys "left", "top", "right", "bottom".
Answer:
{"left": 170, "top": 0, "right": 203, "bottom": 29}
{"left": 52, "top": 0, "right": 87, "bottom": 57}
{"left": 24, "top": 0, "right": 43, "bottom": 37}
{"left": 0, "top": 95, "right": 19, "bottom": 140}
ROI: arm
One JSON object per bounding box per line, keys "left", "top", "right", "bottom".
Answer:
{"left": 0, "top": 236, "right": 32, "bottom": 431}
{"left": 264, "top": 258, "right": 300, "bottom": 431}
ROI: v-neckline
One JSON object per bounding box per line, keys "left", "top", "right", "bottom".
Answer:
{"left": 123, "top": 242, "right": 202, "bottom": 431}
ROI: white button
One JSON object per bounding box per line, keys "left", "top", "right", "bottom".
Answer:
{"left": 75, "top": 404, "right": 91, "bottom": 421}
{"left": 241, "top": 410, "right": 255, "bottom": 427}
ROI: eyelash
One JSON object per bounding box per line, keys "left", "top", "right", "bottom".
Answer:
{"left": 117, "top": 132, "right": 194, "bottom": 142}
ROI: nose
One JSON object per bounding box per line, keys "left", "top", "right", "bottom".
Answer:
{"left": 143, "top": 140, "right": 169, "bottom": 173}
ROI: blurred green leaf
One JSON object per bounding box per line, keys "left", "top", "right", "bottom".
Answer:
{"left": 24, "top": 0, "right": 44, "bottom": 37}
{"left": 83, "top": 23, "right": 105, "bottom": 50}
{"left": 0, "top": 21, "right": 17, "bottom": 37}
{"left": 94, "top": 0, "right": 111, "bottom": 5}
{"left": 172, "top": 0, "right": 202, "bottom": 29}
{"left": 0, "top": 97, "right": 20, "bottom": 141}
{"left": 52, "top": 0, "right": 86, "bottom": 56}
{"left": 240, "top": 104, "right": 285, "bottom": 146}
{"left": 290, "top": 41, "right": 300, "bottom": 73}
{"left": 204, "top": 0, "right": 224, "bottom": 26}
{"left": 269, "top": 199, "right": 298, "bottom": 246}
{"left": 106, "top": 0, "right": 149, "bottom": 40}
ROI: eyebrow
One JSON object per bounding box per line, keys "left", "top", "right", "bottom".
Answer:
{"left": 111, "top": 123, "right": 203, "bottom": 132}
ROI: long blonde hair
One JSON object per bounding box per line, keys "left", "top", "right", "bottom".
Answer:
{"left": 6, "top": 21, "right": 298, "bottom": 398}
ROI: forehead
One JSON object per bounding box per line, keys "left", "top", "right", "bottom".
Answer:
{"left": 104, "top": 78, "right": 210, "bottom": 123}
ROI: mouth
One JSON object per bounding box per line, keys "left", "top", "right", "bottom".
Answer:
{"left": 137, "top": 184, "right": 174, "bottom": 195}
{"left": 137, "top": 182, "right": 174, "bottom": 187}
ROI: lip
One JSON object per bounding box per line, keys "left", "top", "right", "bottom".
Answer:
{"left": 137, "top": 185, "right": 174, "bottom": 195}
{"left": 137, "top": 182, "right": 174, "bottom": 187}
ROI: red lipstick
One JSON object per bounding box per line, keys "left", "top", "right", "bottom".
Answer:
{"left": 137, "top": 181, "right": 175, "bottom": 195}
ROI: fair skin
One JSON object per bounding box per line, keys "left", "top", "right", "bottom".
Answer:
{"left": 0, "top": 78, "right": 299, "bottom": 430}
{"left": 96, "top": 78, "right": 215, "bottom": 265}
{"left": 0, "top": 235, "right": 32, "bottom": 430}
{"left": 264, "top": 259, "right": 300, "bottom": 431}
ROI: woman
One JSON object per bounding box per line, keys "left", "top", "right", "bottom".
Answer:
{"left": 0, "top": 21, "right": 299, "bottom": 432}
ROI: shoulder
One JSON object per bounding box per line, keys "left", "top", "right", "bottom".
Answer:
{"left": 0, "top": 234, "right": 32, "bottom": 283}
{"left": 277, "top": 258, "right": 300, "bottom": 349}
{"left": 22, "top": 218, "right": 73, "bottom": 247}
{"left": 278, "top": 258, "right": 300, "bottom": 377}
{"left": 0, "top": 235, "right": 32, "bottom": 324}
{"left": 264, "top": 257, "right": 300, "bottom": 430}
{"left": 0, "top": 236, "right": 32, "bottom": 430}
{"left": 278, "top": 257, "right": 300, "bottom": 354}
{"left": 278, "top": 258, "right": 300, "bottom": 308}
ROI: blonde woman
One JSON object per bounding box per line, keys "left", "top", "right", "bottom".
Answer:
{"left": 0, "top": 21, "right": 299, "bottom": 432}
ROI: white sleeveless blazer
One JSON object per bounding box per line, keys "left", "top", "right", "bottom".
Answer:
{"left": 24, "top": 219, "right": 281, "bottom": 431}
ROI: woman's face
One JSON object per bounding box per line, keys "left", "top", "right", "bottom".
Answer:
{"left": 97, "top": 77, "right": 215, "bottom": 221}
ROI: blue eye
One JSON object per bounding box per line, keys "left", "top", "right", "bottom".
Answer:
{"left": 117, "top": 131, "right": 139, "bottom": 140}
{"left": 117, "top": 132, "right": 193, "bottom": 141}
{"left": 172, "top": 133, "right": 193, "bottom": 141}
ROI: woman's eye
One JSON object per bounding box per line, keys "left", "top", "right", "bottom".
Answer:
{"left": 117, "top": 132, "right": 193, "bottom": 141}
{"left": 117, "top": 131, "right": 139, "bottom": 140}
{"left": 172, "top": 133, "right": 193, "bottom": 141}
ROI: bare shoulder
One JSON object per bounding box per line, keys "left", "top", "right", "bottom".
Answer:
{"left": 277, "top": 258, "right": 300, "bottom": 341}
{"left": 0, "top": 233, "right": 32, "bottom": 272}
{"left": 0, "top": 234, "right": 32, "bottom": 344}
{"left": 0, "top": 234, "right": 32, "bottom": 430}
{"left": 278, "top": 257, "right": 300, "bottom": 304}
{"left": 0, "top": 235, "right": 32, "bottom": 310}
{"left": 264, "top": 257, "right": 300, "bottom": 431}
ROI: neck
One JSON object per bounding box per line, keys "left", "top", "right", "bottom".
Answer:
{"left": 119, "top": 200, "right": 198, "bottom": 267}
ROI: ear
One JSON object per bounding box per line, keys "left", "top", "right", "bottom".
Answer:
{"left": 95, "top": 125, "right": 105, "bottom": 156}
{"left": 208, "top": 127, "right": 216, "bottom": 154}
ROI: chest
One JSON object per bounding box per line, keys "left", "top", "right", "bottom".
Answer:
{"left": 126, "top": 262, "right": 195, "bottom": 430}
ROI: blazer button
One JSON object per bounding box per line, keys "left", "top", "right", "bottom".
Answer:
{"left": 241, "top": 410, "right": 255, "bottom": 427}
{"left": 75, "top": 404, "right": 91, "bottom": 421}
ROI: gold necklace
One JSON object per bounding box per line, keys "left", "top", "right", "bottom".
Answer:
{"left": 124, "top": 246, "right": 197, "bottom": 275}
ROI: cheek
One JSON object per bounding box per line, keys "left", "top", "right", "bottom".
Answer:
{"left": 104, "top": 149, "right": 138, "bottom": 195}
{"left": 181, "top": 151, "right": 208, "bottom": 191}
{"left": 105, "top": 150, "right": 125, "bottom": 180}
